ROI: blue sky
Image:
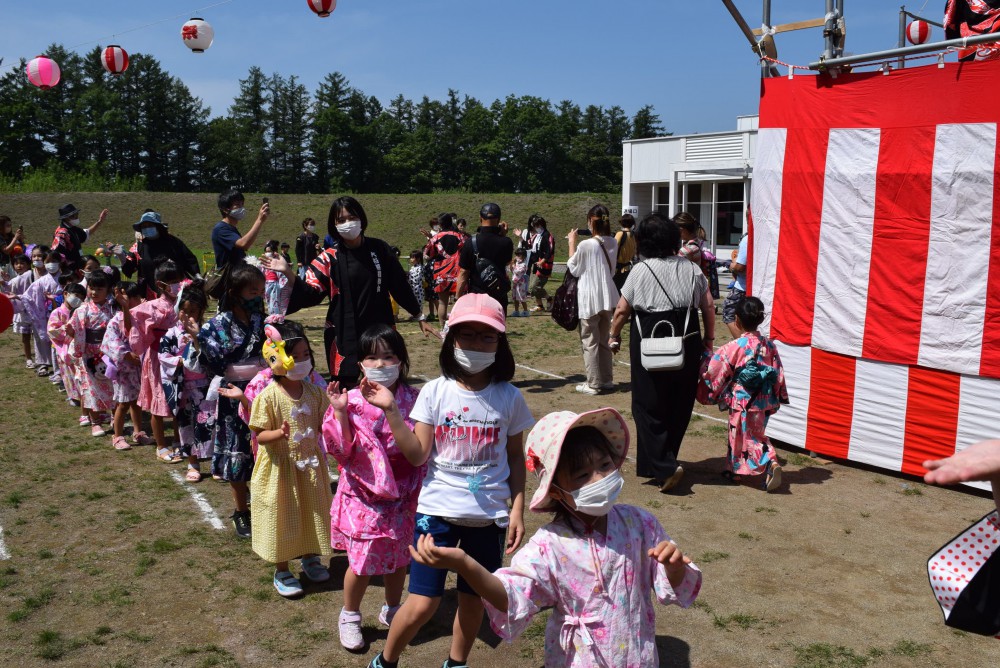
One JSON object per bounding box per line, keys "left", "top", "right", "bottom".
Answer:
{"left": 1, "top": 1, "right": 948, "bottom": 135}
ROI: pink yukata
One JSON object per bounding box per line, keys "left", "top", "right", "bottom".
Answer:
{"left": 129, "top": 295, "right": 177, "bottom": 418}
{"left": 323, "top": 383, "right": 426, "bottom": 576}
{"left": 100, "top": 311, "right": 141, "bottom": 403}
{"left": 69, "top": 299, "right": 116, "bottom": 412}
{"left": 702, "top": 331, "right": 789, "bottom": 476}
{"left": 483, "top": 505, "right": 702, "bottom": 668}
{"left": 48, "top": 304, "right": 81, "bottom": 401}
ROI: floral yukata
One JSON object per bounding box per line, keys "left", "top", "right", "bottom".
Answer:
{"left": 248, "top": 381, "right": 333, "bottom": 564}
{"left": 701, "top": 331, "right": 788, "bottom": 476}
{"left": 483, "top": 505, "right": 702, "bottom": 668}
{"left": 48, "top": 304, "right": 81, "bottom": 401}
{"left": 196, "top": 310, "right": 266, "bottom": 482}
{"left": 18, "top": 272, "right": 59, "bottom": 368}
{"left": 129, "top": 295, "right": 177, "bottom": 418}
{"left": 100, "top": 311, "right": 141, "bottom": 403}
{"left": 69, "top": 299, "right": 116, "bottom": 411}
{"left": 323, "top": 383, "right": 426, "bottom": 576}
{"left": 161, "top": 324, "right": 216, "bottom": 460}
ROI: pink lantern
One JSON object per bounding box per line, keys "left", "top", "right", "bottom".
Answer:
{"left": 101, "top": 45, "right": 129, "bottom": 76}
{"left": 307, "top": 0, "right": 337, "bottom": 17}
{"left": 25, "top": 55, "right": 61, "bottom": 89}
{"left": 181, "top": 17, "right": 214, "bottom": 53}
{"left": 906, "top": 20, "right": 931, "bottom": 45}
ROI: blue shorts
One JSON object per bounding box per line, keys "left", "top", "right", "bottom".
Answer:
{"left": 408, "top": 513, "right": 505, "bottom": 597}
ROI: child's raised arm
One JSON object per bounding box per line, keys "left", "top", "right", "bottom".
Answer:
{"left": 360, "top": 376, "right": 433, "bottom": 466}
{"left": 410, "top": 534, "right": 509, "bottom": 612}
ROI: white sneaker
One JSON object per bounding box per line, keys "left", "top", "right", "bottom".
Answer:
{"left": 575, "top": 384, "right": 599, "bottom": 396}
{"left": 338, "top": 608, "right": 364, "bottom": 650}
{"left": 378, "top": 603, "right": 401, "bottom": 627}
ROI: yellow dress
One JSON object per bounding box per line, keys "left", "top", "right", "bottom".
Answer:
{"left": 248, "top": 381, "right": 333, "bottom": 563}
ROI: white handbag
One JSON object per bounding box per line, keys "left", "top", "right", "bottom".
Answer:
{"left": 635, "top": 308, "right": 694, "bottom": 371}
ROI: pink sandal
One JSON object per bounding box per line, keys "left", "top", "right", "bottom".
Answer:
{"left": 112, "top": 436, "right": 132, "bottom": 451}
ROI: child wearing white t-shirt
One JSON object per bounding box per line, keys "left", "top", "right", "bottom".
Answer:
{"left": 362, "top": 293, "right": 533, "bottom": 668}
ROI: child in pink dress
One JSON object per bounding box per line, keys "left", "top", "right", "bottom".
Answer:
{"left": 48, "top": 282, "right": 86, "bottom": 406}
{"left": 130, "top": 259, "right": 182, "bottom": 462}
{"left": 69, "top": 267, "right": 119, "bottom": 437}
{"left": 323, "top": 324, "right": 426, "bottom": 650}
{"left": 101, "top": 281, "right": 148, "bottom": 451}
{"left": 408, "top": 408, "right": 702, "bottom": 668}
{"left": 701, "top": 296, "right": 788, "bottom": 492}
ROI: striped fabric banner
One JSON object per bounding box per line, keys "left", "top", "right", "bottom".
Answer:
{"left": 752, "top": 60, "right": 1000, "bottom": 482}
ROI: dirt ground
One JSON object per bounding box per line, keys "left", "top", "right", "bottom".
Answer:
{"left": 0, "top": 302, "right": 998, "bottom": 668}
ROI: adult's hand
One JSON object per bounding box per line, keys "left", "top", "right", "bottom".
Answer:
{"left": 924, "top": 439, "right": 1000, "bottom": 487}
{"left": 419, "top": 320, "right": 442, "bottom": 340}
{"left": 97, "top": 209, "right": 109, "bottom": 224}
{"left": 260, "top": 253, "right": 293, "bottom": 279}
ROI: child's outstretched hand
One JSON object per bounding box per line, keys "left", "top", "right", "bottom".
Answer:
{"left": 217, "top": 383, "right": 245, "bottom": 403}
{"left": 327, "top": 381, "right": 349, "bottom": 411}
{"left": 409, "top": 534, "right": 466, "bottom": 571}
{"left": 924, "top": 439, "right": 1000, "bottom": 486}
{"left": 359, "top": 376, "right": 394, "bottom": 411}
{"left": 649, "top": 540, "right": 692, "bottom": 584}
{"left": 280, "top": 420, "right": 290, "bottom": 439}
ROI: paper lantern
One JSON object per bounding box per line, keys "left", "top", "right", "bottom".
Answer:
{"left": 181, "top": 18, "right": 214, "bottom": 53}
{"left": 0, "top": 293, "right": 12, "bottom": 334}
{"left": 101, "top": 45, "right": 129, "bottom": 75}
{"left": 906, "top": 20, "right": 931, "bottom": 45}
{"left": 25, "top": 55, "right": 60, "bottom": 89}
{"left": 307, "top": 0, "right": 337, "bottom": 17}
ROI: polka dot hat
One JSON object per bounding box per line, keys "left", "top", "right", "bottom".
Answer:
{"left": 526, "top": 408, "right": 630, "bottom": 512}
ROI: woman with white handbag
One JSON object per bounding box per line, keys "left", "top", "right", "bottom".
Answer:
{"left": 608, "top": 212, "right": 715, "bottom": 493}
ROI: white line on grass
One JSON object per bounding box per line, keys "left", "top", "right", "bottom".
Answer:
{"left": 0, "top": 526, "right": 9, "bottom": 560}
{"left": 169, "top": 470, "right": 226, "bottom": 530}
{"left": 515, "top": 364, "right": 567, "bottom": 380}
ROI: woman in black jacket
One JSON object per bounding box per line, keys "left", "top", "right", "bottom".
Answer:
{"left": 294, "top": 217, "right": 320, "bottom": 279}
{"left": 119, "top": 211, "right": 200, "bottom": 296}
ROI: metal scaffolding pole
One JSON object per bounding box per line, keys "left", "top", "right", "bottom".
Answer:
{"left": 809, "top": 30, "right": 1000, "bottom": 69}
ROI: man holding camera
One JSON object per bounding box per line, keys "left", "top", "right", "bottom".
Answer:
{"left": 456, "top": 202, "right": 513, "bottom": 312}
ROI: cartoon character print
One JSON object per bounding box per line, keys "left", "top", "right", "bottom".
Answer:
{"left": 434, "top": 405, "right": 502, "bottom": 490}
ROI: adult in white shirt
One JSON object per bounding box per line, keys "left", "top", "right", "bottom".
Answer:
{"left": 566, "top": 204, "right": 619, "bottom": 396}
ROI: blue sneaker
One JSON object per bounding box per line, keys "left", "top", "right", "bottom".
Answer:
{"left": 300, "top": 555, "right": 330, "bottom": 583}
{"left": 273, "top": 570, "right": 303, "bottom": 598}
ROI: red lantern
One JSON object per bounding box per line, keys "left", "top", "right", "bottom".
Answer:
{"left": 102, "top": 45, "right": 129, "bottom": 75}
{"left": 906, "top": 20, "right": 931, "bottom": 45}
{"left": 307, "top": 0, "right": 337, "bottom": 17}
{"left": 25, "top": 55, "right": 61, "bottom": 89}
{"left": 0, "top": 293, "right": 13, "bottom": 334}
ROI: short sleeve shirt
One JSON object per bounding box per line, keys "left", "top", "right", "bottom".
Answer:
{"left": 212, "top": 221, "right": 244, "bottom": 268}
{"left": 410, "top": 377, "right": 534, "bottom": 520}
{"left": 621, "top": 256, "right": 708, "bottom": 313}
{"left": 734, "top": 235, "right": 748, "bottom": 291}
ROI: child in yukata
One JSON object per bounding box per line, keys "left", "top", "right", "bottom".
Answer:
{"left": 100, "top": 281, "right": 150, "bottom": 450}
{"left": 49, "top": 282, "right": 86, "bottom": 407}
{"left": 701, "top": 296, "right": 788, "bottom": 492}
{"left": 409, "top": 407, "right": 702, "bottom": 668}
{"left": 510, "top": 248, "right": 529, "bottom": 317}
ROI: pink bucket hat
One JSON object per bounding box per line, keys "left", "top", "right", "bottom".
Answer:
{"left": 526, "top": 408, "right": 630, "bottom": 512}
{"left": 447, "top": 293, "right": 506, "bottom": 333}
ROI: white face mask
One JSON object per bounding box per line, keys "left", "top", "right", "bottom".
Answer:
{"left": 306, "top": 224, "right": 316, "bottom": 233}
{"left": 45, "top": 262, "right": 60, "bottom": 274}
{"left": 228, "top": 207, "right": 246, "bottom": 221}
{"left": 453, "top": 348, "right": 495, "bottom": 374}
{"left": 67, "top": 218, "right": 81, "bottom": 227}
{"left": 336, "top": 219, "right": 362, "bottom": 240}
{"left": 66, "top": 295, "right": 82, "bottom": 309}
{"left": 286, "top": 359, "right": 313, "bottom": 381}
{"left": 363, "top": 363, "right": 400, "bottom": 386}
{"left": 559, "top": 469, "right": 624, "bottom": 517}
{"left": 32, "top": 259, "right": 44, "bottom": 268}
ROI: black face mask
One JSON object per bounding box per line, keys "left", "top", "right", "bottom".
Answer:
{"left": 240, "top": 295, "right": 263, "bottom": 314}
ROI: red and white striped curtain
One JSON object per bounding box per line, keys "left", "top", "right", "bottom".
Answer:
{"left": 750, "top": 60, "right": 1000, "bottom": 487}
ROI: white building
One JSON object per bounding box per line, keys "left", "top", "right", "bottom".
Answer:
{"left": 621, "top": 115, "right": 758, "bottom": 255}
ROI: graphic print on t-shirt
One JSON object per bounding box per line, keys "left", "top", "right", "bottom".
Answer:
{"left": 435, "top": 407, "right": 501, "bottom": 478}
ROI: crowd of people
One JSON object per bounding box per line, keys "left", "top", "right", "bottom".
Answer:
{"left": 12, "top": 192, "right": 993, "bottom": 665}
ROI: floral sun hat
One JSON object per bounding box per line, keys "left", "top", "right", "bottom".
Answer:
{"left": 526, "top": 407, "right": 630, "bottom": 512}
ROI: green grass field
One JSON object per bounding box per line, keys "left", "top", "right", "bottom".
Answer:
{"left": 0, "top": 191, "right": 619, "bottom": 267}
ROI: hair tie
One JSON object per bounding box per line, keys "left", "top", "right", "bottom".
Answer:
{"left": 102, "top": 266, "right": 113, "bottom": 275}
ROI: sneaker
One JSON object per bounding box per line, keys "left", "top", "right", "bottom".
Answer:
{"left": 338, "top": 608, "right": 364, "bottom": 650}
{"left": 574, "top": 383, "right": 599, "bottom": 396}
{"left": 378, "top": 603, "right": 401, "bottom": 628}
{"left": 273, "top": 570, "right": 304, "bottom": 598}
{"left": 50, "top": 373, "right": 61, "bottom": 384}
{"left": 764, "top": 463, "right": 783, "bottom": 492}
{"left": 79, "top": 415, "right": 91, "bottom": 427}
{"left": 441, "top": 660, "right": 469, "bottom": 668}
{"left": 300, "top": 555, "right": 330, "bottom": 583}
{"left": 91, "top": 424, "right": 106, "bottom": 437}
{"left": 112, "top": 436, "right": 132, "bottom": 451}
{"left": 599, "top": 383, "right": 616, "bottom": 393}
{"left": 659, "top": 465, "right": 685, "bottom": 493}
{"left": 25, "top": 359, "right": 35, "bottom": 369}
{"left": 231, "top": 510, "right": 251, "bottom": 539}
{"left": 367, "top": 653, "right": 393, "bottom": 668}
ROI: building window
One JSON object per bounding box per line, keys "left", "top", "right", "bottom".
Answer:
{"left": 655, "top": 186, "right": 670, "bottom": 215}
{"left": 715, "top": 182, "right": 745, "bottom": 246}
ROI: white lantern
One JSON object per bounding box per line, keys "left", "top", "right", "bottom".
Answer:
{"left": 181, "top": 17, "right": 214, "bottom": 53}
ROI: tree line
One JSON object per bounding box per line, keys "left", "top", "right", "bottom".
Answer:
{"left": 0, "top": 44, "right": 667, "bottom": 194}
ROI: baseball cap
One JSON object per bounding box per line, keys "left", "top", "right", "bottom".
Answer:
{"left": 525, "top": 408, "right": 630, "bottom": 512}
{"left": 447, "top": 293, "right": 505, "bottom": 333}
{"left": 480, "top": 203, "right": 501, "bottom": 220}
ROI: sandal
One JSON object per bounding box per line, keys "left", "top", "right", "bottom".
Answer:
{"left": 763, "top": 462, "right": 782, "bottom": 492}
{"left": 131, "top": 431, "right": 155, "bottom": 446}
{"left": 156, "top": 448, "right": 175, "bottom": 463}
{"left": 185, "top": 467, "right": 203, "bottom": 482}
{"left": 25, "top": 359, "right": 35, "bottom": 369}
{"left": 36, "top": 365, "right": 50, "bottom": 377}
{"left": 112, "top": 436, "right": 132, "bottom": 451}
